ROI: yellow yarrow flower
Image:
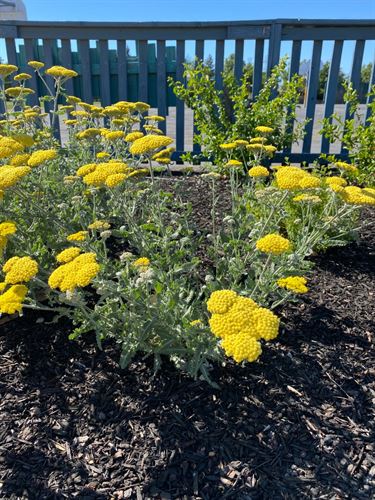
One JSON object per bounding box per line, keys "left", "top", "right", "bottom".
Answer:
{"left": 0, "top": 64, "right": 18, "bottom": 77}
{"left": 67, "top": 231, "right": 88, "bottom": 242}
{"left": 256, "top": 233, "right": 292, "bottom": 255}
{"left": 28, "top": 149, "right": 57, "bottom": 167}
{"left": 45, "top": 65, "right": 78, "bottom": 79}
{"left": 48, "top": 253, "right": 99, "bottom": 292}
{"left": 248, "top": 166, "right": 269, "bottom": 178}
{"left": 0, "top": 284, "right": 28, "bottom": 315}
{"left": 325, "top": 176, "right": 347, "bottom": 187}
{"left": 14, "top": 73, "right": 32, "bottom": 81}
{"left": 28, "top": 61, "right": 44, "bottom": 70}
{"left": 219, "top": 142, "right": 237, "bottom": 150}
{"left": 0, "top": 221, "right": 16, "bottom": 237}
{"left": 88, "top": 220, "right": 111, "bottom": 231}
{"left": 5, "top": 87, "right": 35, "bottom": 97}
{"left": 0, "top": 166, "right": 31, "bottom": 190}
{"left": 292, "top": 194, "right": 321, "bottom": 203}
{"left": 129, "top": 135, "right": 173, "bottom": 155}
{"left": 56, "top": 247, "right": 82, "bottom": 264}
{"left": 105, "top": 173, "right": 127, "bottom": 187}
{"left": 277, "top": 276, "right": 308, "bottom": 294}
{"left": 221, "top": 333, "right": 262, "bottom": 363}
{"left": 3, "top": 256, "right": 38, "bottom": 284}
{"left": 133, "top": 257, "right": 150, "bottom": 269}
{"left": 225, "top": 159, "right": 242, "bottom": 167}
{"left": 125, "top": 131, "right": 144, "bottom": 142}
{"left": 255, "top": 126, "right": 274, "bottom": 134}
{"left": 96, "top": 152, "right": 110, "bottom": 159}
{"left": 334, "top": 161, "right": 358, "bottom": 174}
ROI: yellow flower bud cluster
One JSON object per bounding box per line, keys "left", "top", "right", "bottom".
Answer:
{"left": 0, "top": 221, "right": 16, "bottom": 254}
{"left": 275, "top": 166, "right": 320, "bottom": 190}
{"left": 0, "top": 64, "right": 18, "bottom": 77}
{"left": 0, "top": 166, "right": 31, "bottom": 190}
{"left": 27, "top": 149, "right": 57, "bottom": 167}
{"left": 256, "top": 233, "right": 292, "bottom": 255}
{"left": 225, "top": 159, "right": 243, "bottom": 168}
{"left": 340, "top": 186, "right": 375, "bottom": 206}
{"left": 255, "top": 126, "right": 274, "bottom": 134}
{"left": 2, "top": 256, "right": 38, "bottom": 284}
{"left": 207, "top": 290, "right": 280, "bottom": 363}
{"left": 277, "top": 276, "right": 308, "bottom": 294}
{"left": 88, "top": 220, "right": 111, "bottom": 231}
{"left": 129, "top": 135, "right": 173, "bottom": 156}
{"left": 77, "top": 162, "right": 131, "bottom": 187}
{"left": 76, "top": 128, "right": 101, "bottom": 140}
{"left": 125, "top": 131, "right": 144, "bottom": 143}
{"left": 133, "top": 257, "right": 150, "bottom": 270}
{"left": 0, "top": 284, "right": 28, "bottom": 315}
{"left": 45, "top": 65, "right": 78, "bottom": 79}
{"left": 292, "top": 194, "right": 321, "bottom": 203}
{"left": 5, "top": 87, "right": 35, "bottom": 97}
{"left": 48, "top": 252, "right": 100, "bottom": 292}
{"left": 67, "top": 231, "right": 88, "bottom": 242}
{"left": 248, "top": 166, "right": 269, "bottom": 178}
{"left": 334, "top": 161, "right": 358, "bottom": 175}
{"left": 0, "top": 136, "right": 24, "bottom": 158}
{"left": 325, "top": 176, "right": 347, "bottom": 188}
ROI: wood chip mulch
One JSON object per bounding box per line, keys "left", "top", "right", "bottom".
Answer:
{"left": 0, "top": 179, "right": 374, "bottom": 499}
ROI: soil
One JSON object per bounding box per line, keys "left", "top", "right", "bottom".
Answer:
{"left": 0, "top": 178, "right": 374, "bottom": 499}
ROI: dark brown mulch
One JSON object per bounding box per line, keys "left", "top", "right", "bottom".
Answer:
{"left": 0, "top": 180, "right": 375, "bottom": 500}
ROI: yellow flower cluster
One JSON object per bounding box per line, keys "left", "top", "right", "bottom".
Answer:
{"left": 129, "top": 135, "right": 173, "bottom": 155}
{"left": 10, "top": 152, "right": 31, "bottom": 166}
{"left": 256, "top": 233, "right": 292, "bottom": 255}
{"left": 125, "top": 131, "right": 144, "bottom": 143}
{"left": 220, "top": 142, "right": 237, "bottom": 150}
{"left": 0, "top": 284, "right": 28, "bottom": 315}
{"left": 0, "top": 166, "right": 31, "bottom": 190}
{"left": 77, "top": 162, "right": 131, "bottom": 187}
{"left": 340, "top": 186, "right": 375, "bottom": 206}
{"left": 334, "top": 161, "right": 358, "bottom": 174}
{"left": 225, "top": 159, "right": 242, "bottom": 167}
{"left": 5, "top": 87, "right": 35, "bottom": 98}
{"left": 0, "top": 136, "right": 24, "bottom": 158}
{"left": 67, "top": 231, "right": 88, "bottom": 242}
{"left": 88, "top": 220, "right": 111, "bottom": 231}
{"left": 133, "top": 257, "right": 150, "bottom": 270}
{"left": 11, "top": 134, "right": 34, "bottom": 147}
{"left": 28, "top": 61, "right": 45, "bottom": 70}
{"left": 277, "top": 276, "right": 308, "bottom": 294}
{"left": 103, "top": 130, "right": 126, "bottom": 141}
{"left": 248, "top": 166, "right": 269, "bottom": 178}
{"left": 27, "top": 149, "right": 57, "bottom": 167}
{"left": 48, "top": 252, "right": 100, "bottom": 292}
{"left": 325, "top": 176, "right": 347, "bottom": 188}
{"left": 76, "top": 128, "right": 101, "bottom": 140}
{"left": 292, "top": 194, "right": 321, "bottom": 203}
{"left": 0, "top": 64, "right": 18, "bottom": 77}
{"left": 45, "top": 66, "right": 78, "bottom": 79}
{"left": 56, "top": 247, "right": 81, "bottom": 263}
{"left": 255, "top": 126, "right": 274, "bottom": 134}
{"left": 0, "top": 221, "right": 16, "bottom": 254}
{"left": 275, "top": 166, "right": 320, "bottom": 190}
{"left": 207, "top": 290, "right": 280, "bottom": 363}
{"left": 3, "top": 256, "right": 38, "bottom": 284}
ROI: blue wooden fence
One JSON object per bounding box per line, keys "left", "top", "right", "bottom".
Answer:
{"left": 0, "top": 19, "right": 374, "bottom": 163}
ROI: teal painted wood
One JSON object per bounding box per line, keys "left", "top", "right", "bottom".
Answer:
{"left": 267, "top": 22, "right": 281, "bottom": 76}
{"left": 157, "top": 40, "right": 167, "bottom": 134}
{"left": 321, "top": 40, "right": 344, "bottom": 154}
{"left": 175, "top": 40, "right": 185, "bottom": 154}
{"left": 117, "top": 40, "right": 128, "bottom": 101}
{"left": 77, "top": 39, "right": 93, "bottom": 103}
{"left": 215, "top": 39, "right": 224, "bottom": 91}
{"left": 99, "top": 40, "right": 111, "bottom": 106}
{"left": 234, "top": 39, "right": 244, "bottom": 82}
{"left": 284, "top": 40, "right": 302, "bottom": 155}
{"left": 61, "top": 39, "right": 74, "bottom": 95}
{"left": 252, "top": 39, "right": 264, "bottom": 99}
{"left": 341, "top": 39, "right": 365, "bottom": 153}
{"left": 0, "top": 19, "right": 374, "bottom": 161}
{"left": 193, "top": 40, "right": 204, "bottom": 154}
{"left": 302, "top": 40, "right": 323, "bottom": 153}
{"left": 365, "top": 55, "right": 375, "bottom": 123}
{"left": 23, "top": 38, "right": 39, "bottom": 105}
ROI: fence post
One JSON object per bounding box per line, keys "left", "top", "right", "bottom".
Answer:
{"left": 267, "top": 21, "right": 281, "bottom": 76}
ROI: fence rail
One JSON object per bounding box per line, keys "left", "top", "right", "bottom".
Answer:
{"left": 0, "top": 19, "right": 374, "bottom": 163}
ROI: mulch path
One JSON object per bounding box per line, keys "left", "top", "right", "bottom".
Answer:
{"left": 0, "top": 178, "right": 374, "bottom": 499}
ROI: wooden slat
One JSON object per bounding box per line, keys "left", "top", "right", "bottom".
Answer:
{"left": 77, "top": 39, "right": 93, "bottom": 103}
{"left": 156, "top": 40, "right": 167, "bottom": 133}
{"left": 267, "top": 22, "right": 281, "bottom": 76}
{"left": 234, "top": 39, "right": 244, "bottom": 82}
{"left": 252, "top": 39, "right": 264, "bottom": 99}
{"left": 99, "top": 39, "right": 111, "bottom": 106}
{"left": 61, "top": 39, "right": 74, "bottom": 95}
{"left": 117, "top": 39, "right": 128, "bottom": 101}
{"left": 321, "top": 40, "right": 343, "bottom": 153}
{"left": 5, "top": 37, "right": 17, "bottom": 66}
{"left": 175, "top": 40, "right": 185, "bottom": 154}
{"left": 138, "top": 40, "right": 148, "bottom": 103}
{"left": 193, "top": 40, "right": 204, "bottom": 154}
{"left": 302, "top": 40, "right": 323, "bottom": 153}
{"left": 284, "top": 41, "right": 302, "bottom": 154}
{"left": 215, "top": 39, "right": 224, "bottom": 91}
{"left": 23, "top": 38, "right": 39, "bottom": 105}
{"left": 43, "top": 38, "right": 61, "bottom": 138}
{"left": 341, "top": 40, "right": 365, "bottom": 153}
{"left": 365, "top": 57, "right": 375, "bottom": 123}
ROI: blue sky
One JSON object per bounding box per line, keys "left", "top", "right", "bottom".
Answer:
{"left": 24, "top": 0, "right": 375, "bottom": 22}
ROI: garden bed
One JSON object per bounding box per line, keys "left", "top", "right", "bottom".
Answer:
{"left": 0, "top": 177, "right": 374, "bottom": 500}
